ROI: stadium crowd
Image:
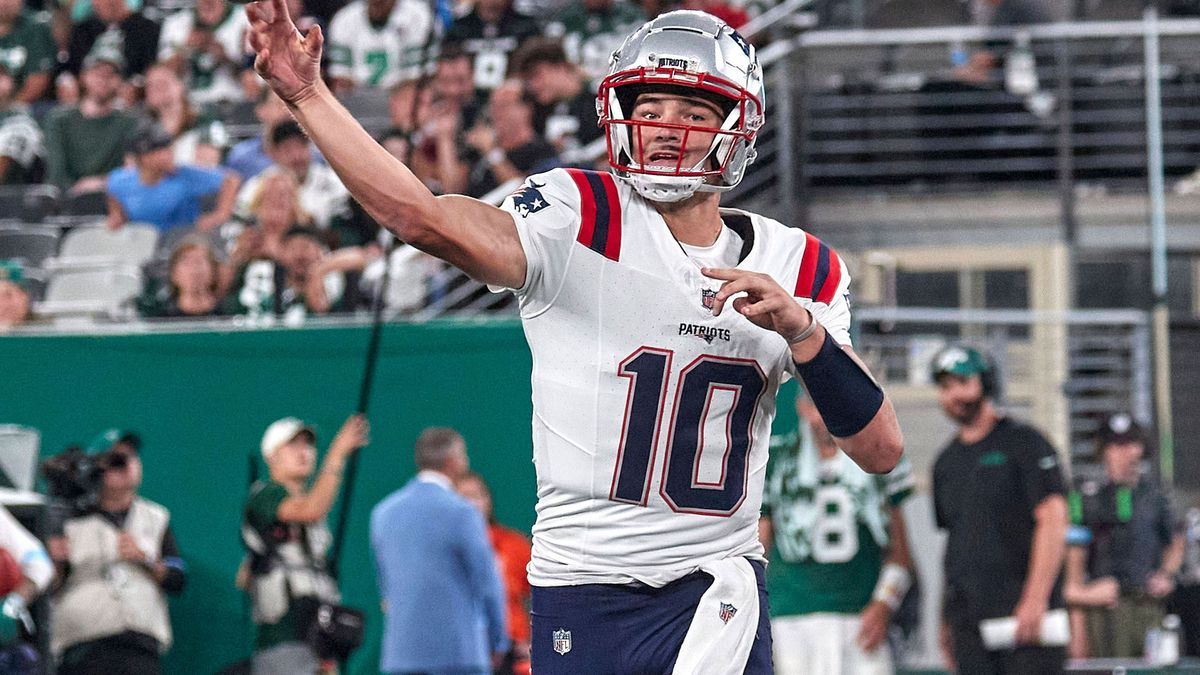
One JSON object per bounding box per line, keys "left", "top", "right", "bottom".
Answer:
{"left": 0, "top": 0, "right": 761, "bottom": 328}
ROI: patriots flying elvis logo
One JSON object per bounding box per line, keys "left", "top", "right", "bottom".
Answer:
{"left": 509, "top": 180, "right": 551, "bottom": 218}
{"left": 729, "top": 29, "right": 751, "bottom": 57}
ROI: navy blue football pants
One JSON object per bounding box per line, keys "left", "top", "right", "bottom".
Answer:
{"left": 530, "top": 559, "right": 773, "bottom": 674}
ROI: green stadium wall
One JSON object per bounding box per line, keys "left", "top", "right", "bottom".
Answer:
{"left": 0, "top": 318, "right": 800, "bottom": 674}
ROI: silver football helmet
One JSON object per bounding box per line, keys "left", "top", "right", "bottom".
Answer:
{"left": 597, "top": 10, "right": 765, "bottom": 203}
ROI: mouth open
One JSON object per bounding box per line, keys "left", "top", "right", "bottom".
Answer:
{"left": 646, "top": 150, "right": 682, "bottom": 164}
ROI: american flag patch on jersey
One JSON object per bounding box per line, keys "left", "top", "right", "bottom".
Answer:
{"left": 718, "top": 602, "right": 738, "bottom": 624}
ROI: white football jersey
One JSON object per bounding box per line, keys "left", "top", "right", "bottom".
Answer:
{"left": 157, "top": 6, "right": 250, "bottom": 104}
{"left": 326, "top": 0, "right": 434, "bottom": 89}
{"left": 498, "top": 168, "right": 853, "bottom": 588}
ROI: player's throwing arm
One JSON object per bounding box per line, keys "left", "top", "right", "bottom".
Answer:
{"left": 246, "top": 0, "right": 528, "bottom": 289}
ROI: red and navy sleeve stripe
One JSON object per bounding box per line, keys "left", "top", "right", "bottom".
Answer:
{"left": 794, "top": 232, "right": 842, "bottom": 304}
{"left": 566, "top": 168, "right": 622, "bottom": 262}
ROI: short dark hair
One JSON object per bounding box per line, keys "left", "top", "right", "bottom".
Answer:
{"left": 270, "top": 120, "right": 307, "bottom": 146}
{"left": 378, "top": 127, "right": 410, "bottom": 145}
{"left": 436, "top": 43, "right": 471, "bottom": 65}
{"left": 511, "top": 37, "right": 570, "bottom": 77}
{"left": 282, "top": 225, "right": 326, "bottom": 245}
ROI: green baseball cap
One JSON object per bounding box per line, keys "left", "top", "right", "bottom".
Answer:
{"left": 0, "top": 260, "right": 27, "bottom": 289}
{"left": 85, "top": 428, "right": 141, "bottom": 455}
{"left": 931, "top": 345, "right": 990, "bottom": 380}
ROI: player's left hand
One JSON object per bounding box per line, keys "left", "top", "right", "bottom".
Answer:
{"left": 856, "top": 600, "right": 891, "bottom": 652}
{"left": 1013, "top": 595, "right": 1047, "bottom": 645}
{"left": 702, "top": 268, "right": 812, "bottom": 342}
{"left": 246, "top": 0, "right": 324, "bottom": 106}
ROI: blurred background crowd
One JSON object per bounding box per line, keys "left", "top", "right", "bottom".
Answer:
{"left": 0, "top": 0, "right": 774, "bottom": 328}
{"left": 2, "top": 0, "right": 1197, "bottom": 331}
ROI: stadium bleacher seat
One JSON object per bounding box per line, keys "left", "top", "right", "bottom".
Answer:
{"left": 0, "top": 225, "right": 61, "bottom": 269}
{"left": 338, "top": 89, "right": 392, "bottom": 134}
{"left": 59, "top": 191, "right": 109, "bottom": 217}
{"left": 211, "top": 99, "right": 260, "bottom": 140}
{"left": 865, "top": 0, "right": 967, "bottom": 28}
{"left": 1083, "top": 0, "right": 1143, "bottom": 20}
{"left": 18, "top": 269, "right": 46, "bottom": 303}
{"left": 0, "top": 426, "right": 40, "bottom": 492}
{"left": 54, "top": 223, "right": 159, "bottom": 268}
{"left": 0, "top": 185, "right": 59, "bottom": 223}
{"left": 38, "top": 264, "right": 142, "bottom": 321}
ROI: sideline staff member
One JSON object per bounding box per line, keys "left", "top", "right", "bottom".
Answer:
{"left": 931, "top": 346, "right": 1069, "bottom": 674}
{"left": 1064, "top": 413, "right": 1184, "bottom": 658}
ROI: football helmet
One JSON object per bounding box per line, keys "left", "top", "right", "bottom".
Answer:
{"left": 597, "top": 10, "right": 765, "bottom": 202}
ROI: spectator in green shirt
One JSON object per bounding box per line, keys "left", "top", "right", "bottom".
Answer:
{"left": 42, "top": 45, "right": 138, "bottom": 194}
{"left": 0, "top": 0, "right": 55, "bottom": 104}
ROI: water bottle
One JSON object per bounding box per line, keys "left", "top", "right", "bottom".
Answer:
{"left": 1005, "top": 31, "right": 1037, "bottom": 97}
{"left": 1155, "top": 614, "right": 1181, "bottom": 666}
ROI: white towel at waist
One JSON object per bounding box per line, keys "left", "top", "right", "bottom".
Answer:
{"left": 672, "top": 557, "right": 761, "bottom": 675}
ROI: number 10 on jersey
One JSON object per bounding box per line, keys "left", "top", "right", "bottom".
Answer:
{"left": 610, "top": 347, "right": 767, "bottom": 516}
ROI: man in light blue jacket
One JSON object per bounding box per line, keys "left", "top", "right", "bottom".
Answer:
{"left": 370, "top": 427, "right": 508, "bottom": 675}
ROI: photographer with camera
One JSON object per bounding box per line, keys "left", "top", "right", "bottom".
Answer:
{"left": 241, "top": 414, "right": 368, "bottom": 675}
{"left": 45, "top": 429, "right": 186, "bottom": 675}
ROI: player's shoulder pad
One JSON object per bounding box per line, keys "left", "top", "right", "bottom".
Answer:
{"left": 788, "top": 227, "right": 849, "bottom": 305}
{"left": 503, "top": 168, "right": 626, "bottom": 259}
{"left": 504, "top": 167, "right": 580, "bottom": 211}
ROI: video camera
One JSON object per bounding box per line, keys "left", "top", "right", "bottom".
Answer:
{"left": 39, "top": 431, "right": 140, "bottom": 515}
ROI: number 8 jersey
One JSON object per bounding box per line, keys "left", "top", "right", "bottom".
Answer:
{"left": 498, "top": 168, "right": 853, "bottom": 588}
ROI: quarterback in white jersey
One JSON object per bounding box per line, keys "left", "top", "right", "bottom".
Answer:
{"left": 326, "top": 0, "right": 434, "bottom": 92}
{"left": 247, "top": 4, "right": 903, "bottom": 673}
{"left": 501, "top": 168, "right": 856, "bottom": 587}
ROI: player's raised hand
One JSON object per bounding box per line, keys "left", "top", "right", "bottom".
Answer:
{"left": 702, "top": 267, "right": 814, "bottom": 342}
{"left": 246, "top": 0, "right": 323, "bottom": 105}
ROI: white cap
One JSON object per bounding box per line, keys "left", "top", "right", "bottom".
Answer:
{"left": 260, "top": 417, "right": 315, "bottom": 460}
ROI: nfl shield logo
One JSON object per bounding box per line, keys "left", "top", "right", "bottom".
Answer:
{"left": 719, "top": 602, "right": 738, "bottom": 624}
{"left": 553, "top": 629, "right": 572, "bottom": 655}
{"left": 701, "top": 288, "right": 717, "bottom": 310}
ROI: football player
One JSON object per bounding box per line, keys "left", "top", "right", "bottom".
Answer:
{"left": 246, "top": 5, "right": 904, "bottom": 673}
{"left": 760, "top": 387, "right": 915, "bottom": 674}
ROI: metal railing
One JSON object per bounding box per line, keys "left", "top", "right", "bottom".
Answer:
{"left": 854, "top": 306, "right": 1152, "bottom": 460}
{"left": 728, "top": 16, "right": 1200, "bottom": 222}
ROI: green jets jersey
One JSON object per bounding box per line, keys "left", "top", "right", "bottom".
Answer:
{"left": 0, "top": 10, "right": 56, "bottom": 89}
{"left": 763, "top": 429, "right": 914, "bottom": 616}
{"left": 0, "top": 106, "right": 42, "bottom": 184}
{"left": 546, "top": 2, "right": 646, "bottom": 83}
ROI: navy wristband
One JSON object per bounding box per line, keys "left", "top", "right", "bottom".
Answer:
{"left": 794, "top": 332, "right": 885, "bottom": 437}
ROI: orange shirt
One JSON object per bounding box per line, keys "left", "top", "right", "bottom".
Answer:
{"left": 489, "top": 523, "right": 532, "bottom": 645}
